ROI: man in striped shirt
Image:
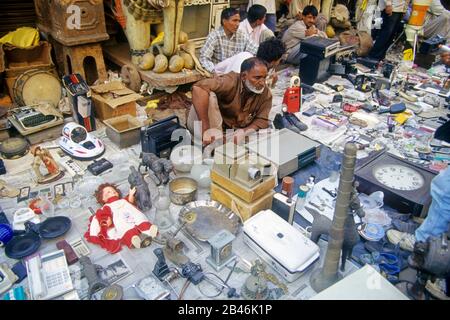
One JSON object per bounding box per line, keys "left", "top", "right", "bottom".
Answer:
{"left": 200, "top": 7, "right": 259, "bottom": 74}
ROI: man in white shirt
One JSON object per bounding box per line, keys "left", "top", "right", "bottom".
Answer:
{"left": 239, "top": 4, "right": 275, "bottom": 45}
{"left": 247, "top": 0, "right": 277, "bottom": 31}
{"left": 200, "top": 8, "right": 258, "bottom": 74}
{"left": 422, "top": 0, "right": 450, "bottom": 39}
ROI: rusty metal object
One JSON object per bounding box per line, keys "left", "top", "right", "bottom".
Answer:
{"left": 169, "top": 177, "right": 198, "bottom": 205}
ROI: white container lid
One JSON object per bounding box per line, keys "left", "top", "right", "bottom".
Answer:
{"left": 243, "top": 209, "right": 320, "bottom": 273}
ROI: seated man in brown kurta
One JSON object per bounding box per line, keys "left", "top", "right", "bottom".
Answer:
{"left": 187, "top": 57, "right": 272, "bottom": 146}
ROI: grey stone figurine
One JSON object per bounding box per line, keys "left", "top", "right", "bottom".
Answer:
{"left": 128, "top": 165, "right": 152, "bottom": 211}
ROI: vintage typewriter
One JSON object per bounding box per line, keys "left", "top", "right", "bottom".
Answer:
{"left": 12, "top": 106, "right": 58, "bottom": 129}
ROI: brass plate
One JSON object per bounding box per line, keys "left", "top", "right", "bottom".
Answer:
{"left": 178, "top": 200, "right": 241, "bottom": 242}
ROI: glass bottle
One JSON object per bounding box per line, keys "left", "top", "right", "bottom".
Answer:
{"left": 153, "top": 186, "right": 173, "bottom": 231}
{"left": 295, "top": 185, "right": 309, "bottom": 213}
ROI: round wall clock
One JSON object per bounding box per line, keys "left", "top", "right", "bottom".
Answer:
{"left": 372, "top": 164, "right": 424, "bottom": 191}
{"left": 355, "top": 152, "right": 437, "bottom": 217}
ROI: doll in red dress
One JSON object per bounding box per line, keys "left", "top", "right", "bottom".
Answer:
{"left": 84, "top": 183, "right": 158, "bottom": 253}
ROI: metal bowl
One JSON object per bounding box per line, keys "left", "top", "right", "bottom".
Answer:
{"left": 169, "top": 177, "right": 198, "bottom": 205}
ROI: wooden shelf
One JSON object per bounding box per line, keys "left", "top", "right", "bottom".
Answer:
{"left": 103, "top": 42, "right": 204, "bottom": 88}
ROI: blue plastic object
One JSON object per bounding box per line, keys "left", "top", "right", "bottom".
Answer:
{"left": 0, "top": 223, "right": 13, "bottom": 246}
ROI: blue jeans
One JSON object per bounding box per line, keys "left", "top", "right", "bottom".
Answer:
{"left": 265, "top": 14, "right": 276, "bottom": 32}
{"left": 415, "top": 167, "right": 450, "bottom": 242}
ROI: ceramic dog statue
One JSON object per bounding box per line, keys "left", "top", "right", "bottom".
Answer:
{"left": 128, "top": 166, "right": 152, "bottom": 211}
{"left": 139, "top": 152, "right": 174, "bottom": 186}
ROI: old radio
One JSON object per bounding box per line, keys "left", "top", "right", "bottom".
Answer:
{"left": 140, "top": 115, "right": 186, "bottom": 158}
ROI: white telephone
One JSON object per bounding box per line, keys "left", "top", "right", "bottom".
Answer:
{"left": 26, "top": 250, "right": 74, "bottom": 300}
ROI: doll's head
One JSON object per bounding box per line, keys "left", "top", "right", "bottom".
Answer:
{"left": 95, "top": 183, "right": 122, "bottom": 205}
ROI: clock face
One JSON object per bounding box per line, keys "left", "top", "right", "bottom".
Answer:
{"left": 372, "top": 164, "right": 424, "bottom": 191}
{"left": 219, "top": 243, "right": 232, "bottom": 260}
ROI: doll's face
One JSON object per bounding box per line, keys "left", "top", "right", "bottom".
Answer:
{"left": 102, "top": 186, "right": 119, "bottom": 203}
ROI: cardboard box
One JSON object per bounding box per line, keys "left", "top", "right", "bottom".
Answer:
{"left": 90, "top": 81, "right": 142, "bottom": 121}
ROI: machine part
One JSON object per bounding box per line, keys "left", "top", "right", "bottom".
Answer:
{"left": 310, "top": 143, "right": 360, "bottom": 293}
{"left": 241, "top": 260, "right": 281, "bottom": 300}
{"left": 79, "top": 256, "right": 109, "bottom": 299}
{"left": 121, "top": 63, "right": 141, "bottom": 92}
{"left": 163, "top": 236, "right": 189, "bottom": 266}
{"left": 152, "top": 247, "right": 171, "bottom": 281}
{"left": 181, "top": 262, "right": 204, "bottom": 285}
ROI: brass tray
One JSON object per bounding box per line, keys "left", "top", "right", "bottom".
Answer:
{"left": 178, "top": 200, "right": 241, "bottom": 242}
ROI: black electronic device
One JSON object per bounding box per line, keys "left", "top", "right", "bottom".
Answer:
{"left": 299, "top": 37, "right": 340, "bottom": 85}
{"left": 299, "top": 37, "right": 340, "bottom": 58}
{"left": 140, "top": 115, "right": 185, "bottom": 159}
{"left": 87, "top": 158, "right": 113, "bottom": 175}
{"left": 357, "top": 57, "right": 379, "bottom": 69}
{"left": 419, "top": 35, "right": 446, "bottom": 54}
{"left": 355, "top": 152, "right": 437, "bottom": 217}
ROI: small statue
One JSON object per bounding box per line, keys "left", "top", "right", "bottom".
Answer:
{"left": 128, "top": 166, "right": 152, "bottom": 212}
{"left": 139, "top": 152, "right": 173, "bottom": 186}
{"left": 79, "top": 256, "right": 109, "bottom": 300}
{"left": 84, "top": 183, "right": 158, "bottom": 253}
{"left": 31, "top": 146, "right": 64, "bottom": 184}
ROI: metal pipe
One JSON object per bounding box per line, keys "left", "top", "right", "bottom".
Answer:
{"left": 310, "top": 142, "right": 357, "bottom": 293}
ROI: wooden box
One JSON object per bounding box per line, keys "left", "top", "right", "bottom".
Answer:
{"left": 210, "top": 169, "right": 276, "bottom": 203}
{"left": 91, "top": 81, "right": 141, "bottom": 121}
{"left": 34, "top": 0, "right": 109, "bottom": 46}
{"left": 104, "top": 115, "right": 142, "bottom": 148}
{"left": 211, "top": 182, "right": 274, "bottom": 222}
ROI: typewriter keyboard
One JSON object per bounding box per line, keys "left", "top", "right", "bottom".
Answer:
{"left": 20, "top": 114, "right": 56, "bottom": 128}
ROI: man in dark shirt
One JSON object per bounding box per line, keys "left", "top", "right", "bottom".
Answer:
{"left": 188, "top": 57, "right": 272, "bottom": 145}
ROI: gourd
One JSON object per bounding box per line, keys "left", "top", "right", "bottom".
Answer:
{"left": 179, "top": 52, "right": 194, "bottom": 69}
{"left": 153, "top": 45, "right": 168, "bottom": 73}
{"left": 169, "top": 54, "right": 184, "bottom": 73}
{"left": 139, "top": 52, "right": 155, "bottom": 70}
